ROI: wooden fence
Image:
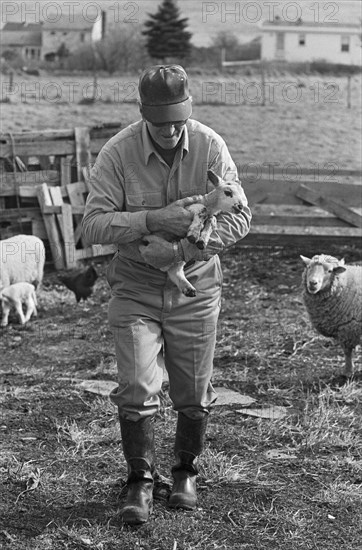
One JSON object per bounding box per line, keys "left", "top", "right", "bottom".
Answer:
{"left": 240, "top": 165, "right": 362, "bottom": 246}
{"left": 1, "top": 125, "right": 361, "bottom": 271}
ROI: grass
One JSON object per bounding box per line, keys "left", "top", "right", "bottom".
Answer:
{"left": 0, "top": 246, "right": 362, "bottom": 549}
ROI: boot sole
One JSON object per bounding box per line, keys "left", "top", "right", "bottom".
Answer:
{"left": 121, "top": 503, "right": 153, "bottom": 525}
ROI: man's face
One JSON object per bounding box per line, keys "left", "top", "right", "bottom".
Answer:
{"left": 145, "top": 120, "right": 187, "bottom": 149}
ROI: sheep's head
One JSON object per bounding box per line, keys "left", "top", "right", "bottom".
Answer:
{"left": 301, "top": 254, "right": 346, "bottom": 294}
{"left": 206, "top": 169, "right": 246, "bottom": 214}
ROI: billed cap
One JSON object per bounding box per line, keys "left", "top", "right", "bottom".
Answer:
{"left": 139, "top": 64, "right": 192, "bottom": 123}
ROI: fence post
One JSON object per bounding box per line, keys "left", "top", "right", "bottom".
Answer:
{"left": 347, "top": 75, "right": 351, "bottom": 109}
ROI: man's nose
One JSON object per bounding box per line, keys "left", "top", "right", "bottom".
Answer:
{"left": 163, "top": 124, "right": 175, "bottom": 135}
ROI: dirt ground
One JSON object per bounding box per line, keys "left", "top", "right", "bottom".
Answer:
{"left": 1, "top": 242, "right": 361, "bottom": 550}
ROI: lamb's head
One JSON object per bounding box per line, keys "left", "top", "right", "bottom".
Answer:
{"left": 205, "top": 169, "right": 246, "bottom": 215}
{"left": 301, "top": 254, "right": 346, "bottom": 294}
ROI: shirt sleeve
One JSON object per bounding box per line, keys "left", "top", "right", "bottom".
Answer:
{"left": 82, "top": 148, "right": 150, "bottom": 246}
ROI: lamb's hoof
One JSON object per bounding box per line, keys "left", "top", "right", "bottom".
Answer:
{"left": 184, "top": 288, "right": 196, "bottom": 298}
{"left": 187, "top": 235, "right": 196, "bottom": 244}
{"left": 330, "top": 374, "right": 350, "bottom": 387}
{"left": 196, "top": 241, "right": 205, "bottom": 250}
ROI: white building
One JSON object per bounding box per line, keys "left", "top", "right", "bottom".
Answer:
{"left": 261, "top": 20, "right": 362, "bottom": 66}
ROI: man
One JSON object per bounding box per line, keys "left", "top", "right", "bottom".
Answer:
{"left": 82, "top": 65, "right": 251, "bottom": 525}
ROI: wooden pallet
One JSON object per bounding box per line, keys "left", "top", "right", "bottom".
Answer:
{"left": 37, "top": 181, "right": 116, "bottom": 270}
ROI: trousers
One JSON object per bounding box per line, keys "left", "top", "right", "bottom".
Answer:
{"left": 107, "top": 254, "right": 222, "bottom": 421}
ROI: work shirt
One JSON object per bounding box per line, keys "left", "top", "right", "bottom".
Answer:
{"left": 82, "top": 119, "right": 251, "bottom": 264}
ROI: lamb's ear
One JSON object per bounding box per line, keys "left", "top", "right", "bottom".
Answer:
{"left": 339, "top": 258, "right": 345, "bottom": 266}
{"left": 207, "top": 169, "right": 223, "bottom": 188}
{"left": 333, "top": 266, "right": 346, "bottom": 275}
{"left": 300, "top": 255, "right": 311, "bottom": 266}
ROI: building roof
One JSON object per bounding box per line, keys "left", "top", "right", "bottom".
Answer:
{"left": 1, "top": 24, "right": 42, "bottom": 47}
{"left": 262, "top": 19, "right": 362, "bottom": 33}
{"left": 42, "top": 14, "right": 96, "bottom": 31}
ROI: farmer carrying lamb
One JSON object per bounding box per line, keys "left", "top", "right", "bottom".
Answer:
{"left": 82, "top": 64, "right": 251, "bottom": 525}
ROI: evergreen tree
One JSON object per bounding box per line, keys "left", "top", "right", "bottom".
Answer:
{"left": 142, "top": 0, "right": 192, "bottom": 63}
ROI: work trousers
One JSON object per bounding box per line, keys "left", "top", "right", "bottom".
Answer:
{"left": 107, "top": 254, "right": 222, "bottom": 421}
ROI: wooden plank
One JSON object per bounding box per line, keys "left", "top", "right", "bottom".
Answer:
{"left": 248, "top": 224, "right": 362, "bottom": 238}
{"left": 0, "top": 207, "right": 43, "bottom": 221}
{"left": 66, "top": 181, "right": 87, "bottom": 246}
{"left": 251, "top": 204, "right": 362, "bottom": 227}
{"left": 296, "top": 184, "right": 362, "bottom": 228}
{"left": 0, "top": 170, "right": 59, "bottom": 191}
{"left": 61, "top": 203, "right": 77, "bottom": 269}
{"left": 37, "top": 183, "right": 64, "bottom": 269}
{"left": 238, "top": 166, "right": 362, "bottom": 178}
{"left": 75, "top": 127, "right": 92, "bottom": 181}
{"left": 0, "top": 138, "right": 111, "bottom": 158}
{"left": 242, "top": 180, "right": 362, "bottom": 206}
{"left": 60, "top": 156, "right": 72, "bottom": 187}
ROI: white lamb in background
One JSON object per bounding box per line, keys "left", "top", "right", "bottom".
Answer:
{"left": 301, "top": 254, "right": 362, "bottom": 378}
{"left": 0, "top": 234, "right": 45, "bottom": 290}
{"left": 140, "top": 170, "right": 247, "bottom": 297}
{"left": 0, "top": 282, "right": 38, "bottom": 327}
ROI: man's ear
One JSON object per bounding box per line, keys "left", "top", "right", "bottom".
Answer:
{"left": 138, "top": 102, "right": 145, "bottom": 120}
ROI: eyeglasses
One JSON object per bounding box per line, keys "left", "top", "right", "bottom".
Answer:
{"left": 149, "top": 120, "right": 188, "bottom": 128}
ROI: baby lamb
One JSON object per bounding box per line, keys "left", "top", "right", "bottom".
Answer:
{"left": 140, "top": 170, "right": 247, "bottom": 297}
{"left": 301, "top": 254, "right": 362, "bottom": 377}
{"left": 0, "top": 282, "right": 38, "bottom": 327}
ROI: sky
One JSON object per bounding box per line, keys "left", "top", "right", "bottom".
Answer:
{"left": 1, "top": 0, "right": 361, "bottom": 46}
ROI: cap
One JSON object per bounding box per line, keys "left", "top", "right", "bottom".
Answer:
{"left": 139, "top": 65, "right": 192, "bottom": 123}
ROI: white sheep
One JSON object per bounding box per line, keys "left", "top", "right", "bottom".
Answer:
{"left": 0, "top": 282, "right": 38, "bottom": 327}
{"left": 140, "top": 170, "right": 247, "bottom": 297}
{"left": 301, "top": 254, "right": 362, "bottom": 377}
{"left": 0, "top": 234, "right": 45, "bottom": 291}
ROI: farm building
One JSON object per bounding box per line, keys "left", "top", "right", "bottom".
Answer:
{"left": 261, "top": 19, "right": 362, "bottom": 66}
{"left": 0, "top": 22, "right": 42, "bottom": 61}
{"left": 0, "top": 12, "right": 105, "bottom": 61}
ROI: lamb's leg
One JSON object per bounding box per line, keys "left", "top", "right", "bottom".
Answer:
{"left": 24, "top": 295, "right": 36, "bottom": 323}
{"left": 14, "top": 300, "right": 26, "bottom": 325}
{"left": 1, "top": 299, "right": 11, "bottom": 328}
{"left": 196, "top": 216, "right": 217, "bottom": 250}
{"left": 342, "top": 345, "right": 354, "bottom": 377}
{"left": 167, "top": 262, "right": 197, "bottom": 297}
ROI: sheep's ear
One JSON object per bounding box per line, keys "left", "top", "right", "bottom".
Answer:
{"left": 300, "top": 255, "right": 311, "bottom": 266}
{"left": 339, "top": 258, "right": 345, "bottom": 266}
{"left": 333, "top": 266, "right": 346, "bottom": 275}
{"left": 207, "top": 169, "right": 223, "bottom": 188}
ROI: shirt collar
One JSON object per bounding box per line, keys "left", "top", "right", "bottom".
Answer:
{"left": 142, "top": 121, "right": 189, "bottom": 165}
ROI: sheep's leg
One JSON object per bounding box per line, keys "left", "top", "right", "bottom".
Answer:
{"left": 1, "top": 299, "right": 11, "bottom": 328}
{"left": 342, "top": 345, "right": 354, "bottom": 377}
{"left": 196, "top": 216, "right": 217, "bottom": 250}
{"left": 167, "top": 262, "right": 197, "bottom": 298}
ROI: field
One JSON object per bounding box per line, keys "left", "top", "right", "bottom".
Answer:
{"left": 0, "top": 68, "right": 362, "bottom": 549}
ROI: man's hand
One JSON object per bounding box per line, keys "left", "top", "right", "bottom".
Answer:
{"left": 139, "top": 235, "right": 176, "bottom": 269}
{"left": 146, "top": 196, "right": 202, "bottom": 238}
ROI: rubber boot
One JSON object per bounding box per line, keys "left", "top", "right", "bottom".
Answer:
{"left": 169, "top": 413, "right": 208, "bottom": 510}
{"left": 119, "top": 415, "right": 155, "bottom": 525}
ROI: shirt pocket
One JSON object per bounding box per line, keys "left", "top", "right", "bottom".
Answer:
{"left": 126, "top": 192, "right": 163, "bottom": 212}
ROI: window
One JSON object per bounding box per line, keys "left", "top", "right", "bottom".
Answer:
{"left": 341, "top": 36, "right": 350, "bottom": 52}
{"left": 299, "top": 34, "right": 306, "bottom": 46}
{"left": 50, "top": 31, "right": 56, "bottom": 35}
{"left": 63, "top": 32, "right": 67, "bottom": 36}
{"left": 80, "top": 32, "right": 85, "bottom": 42}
